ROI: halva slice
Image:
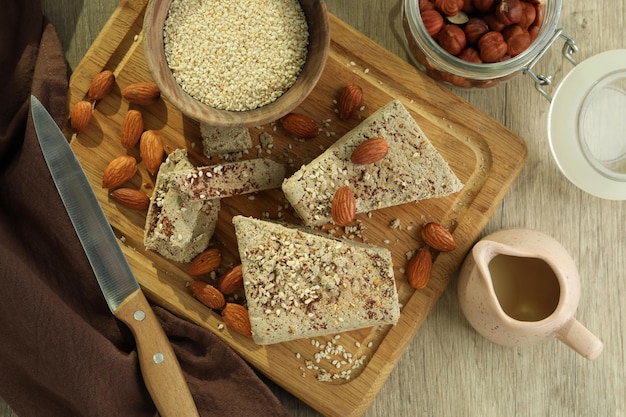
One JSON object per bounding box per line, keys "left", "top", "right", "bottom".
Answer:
{"left": 232, "top": 215, "right": 400, "bottom": 345}
{"left": 282, "top": 99, "right": 464, "bottom": 226}
{"left": 171, "top": 158, "right": 286, "bottom": 200}
{"left": 199, "top": 124, "right": 253, "bottom": 157}
{"left": 144, "top": 149, "right": 219, "bottom": 263}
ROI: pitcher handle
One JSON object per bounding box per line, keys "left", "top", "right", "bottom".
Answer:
{"left": 556, "top": 318, "right": 603, "bottom": 360}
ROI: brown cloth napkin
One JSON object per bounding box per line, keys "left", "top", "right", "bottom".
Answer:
{"left": 0, "top": 1, "right": 291, "bottom": 416}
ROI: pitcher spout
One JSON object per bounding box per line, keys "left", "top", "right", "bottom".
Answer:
{"left": 469, "top": 239, "right": 539, "bottom": 291}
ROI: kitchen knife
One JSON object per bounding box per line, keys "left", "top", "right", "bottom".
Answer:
{"left": 30, "top": 96, "right": 200, "bottom": 417}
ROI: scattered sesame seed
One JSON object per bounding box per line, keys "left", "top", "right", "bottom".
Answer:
{"left": 295, "top": 336, "right": 372, "bottom": 382}
{"left": 389, "top": 218, "right": 401, "bottom": 230}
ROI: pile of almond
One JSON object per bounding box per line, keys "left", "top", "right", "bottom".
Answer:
{"left": 186, "top": 248, "right": 252, "bottom": 337}
{"left": 71, "top": 70, "right": 166, "bottom": 210}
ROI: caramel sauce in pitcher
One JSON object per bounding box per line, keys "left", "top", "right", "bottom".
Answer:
{"left": 488, "top": 255, "right": 561, "bottom": 322}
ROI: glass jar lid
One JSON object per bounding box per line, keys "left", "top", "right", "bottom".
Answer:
{"left": 548, "top": 49, "right": 626, "bottom": 200}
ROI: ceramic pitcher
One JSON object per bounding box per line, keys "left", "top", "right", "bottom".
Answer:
{"left": 457, "top": 229, "right": 603, "bottom": 360}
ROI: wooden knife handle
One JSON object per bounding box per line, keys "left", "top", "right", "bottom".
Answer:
{"left": 115, "top": 289, "right": 200, "bottom": 417}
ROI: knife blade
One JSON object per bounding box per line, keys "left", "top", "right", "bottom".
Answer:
{"left": 30, "top": 96, "right": 199, "bottom": 417}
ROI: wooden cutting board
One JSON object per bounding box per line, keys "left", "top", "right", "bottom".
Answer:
{"left": 65, "top": 0, "right": 527, "bottom": 416}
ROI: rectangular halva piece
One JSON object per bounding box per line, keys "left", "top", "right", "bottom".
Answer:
{"left": 233, "top": 215, "right": 400, "bottom": 345}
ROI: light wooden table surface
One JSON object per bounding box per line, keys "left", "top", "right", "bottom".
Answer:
{"left": 3, "top": 0, "right": 624, "bottom": 416}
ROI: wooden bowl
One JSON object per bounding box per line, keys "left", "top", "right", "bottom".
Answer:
{"left": 143, "top": 0, "right": 330, "bottom": 127}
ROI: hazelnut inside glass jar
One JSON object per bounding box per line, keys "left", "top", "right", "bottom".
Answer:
{"left": 402, "top": 0, "right": 563, "bottom": 88}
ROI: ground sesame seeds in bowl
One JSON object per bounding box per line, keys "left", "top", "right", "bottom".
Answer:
{"left": 143, "top": 0, "right": 330, "bottom": 127}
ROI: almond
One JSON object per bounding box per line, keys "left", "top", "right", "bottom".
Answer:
{"left": 331, "top": 186, "right": 356, "bottom": 226}
{"left": 70, "top": 100, "right": 93, "bottom": 132}
{"left": 120, "top": 110, "right": 144, "bottom": 149}
{"left": 88, "top": 70, "right": 116, "bottom": 101}
{"left": 350, "top": 137, "right": 389, "bottom": 165}
{"left": 281, "top": 113, "right": 319, "bottom": 139}
{"left": 222, "top": 303, "right": 252, "bottom": 337}
{"left": 421, "top": 222, "right": 456, "bottom": 252}
{"left": 406, "top": 247, "right": 433, "bottom": 289}
{"left": 140, "top": 130, "right": 164, "bottom": 175}
{"left": 338, "top": 83, "right": 363, "bottom": 120}
{"left": 121, "top": 81, "right": 160, "bottom": 105}
{"left": 102, "top": 155, "right": 137, "bottom": 189}
{"left": 218, "top": 264, "right": 244, "bottom": 295}
{"left": 110, "top": 188, "right": 150, "bottom": 211}
{"left": 187, "top": 248, "right": 222, "bottom": 276}
{"left": 190, "top": 280, "right": 226, "bottom": 310}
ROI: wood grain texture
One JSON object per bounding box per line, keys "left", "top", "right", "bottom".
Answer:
{"left": 2, "top": 0, "right": 623, "bottom": 417}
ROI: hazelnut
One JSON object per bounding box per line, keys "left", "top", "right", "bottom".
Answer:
{"left": 528, "top": 24, "right": 540, "bottom": 41}
{"left": 458, "top": 47, "right": 483, "bottom": 63}
{"left": 464, "top": 17, "right": 489, "bottom": 44}
{"left": 435, "top": 0, "right": 463, "bottom": 16}
{"left": 438, "top": 24, "right": 467, "bottom": 55}
{"left": 495, "top": 0, "right": 523, "bottom": 26}
{"left": 440, "top": 71, "right": 473, "bottom": 88}
{"left": 507, "top": 31, "right": 531, "bottom": 56}
{"left": 483, "top": 13, "right": 507, "bottom": 31}
{"left": 419, "top": 0, "right": 435, "bottom": 11}
{"left": 462, "top": 0, "right": 475, "bottom": 14}
{"left": 472, "top": 0, "right": 497, "bottom": 13}
{"left": 533, "top": 3, "right": 545, "bottom": 27}
{"left": 421, "top": 9, "right": 445, "bottom": 36}
{"left": 502, "top": 24, "right": 523, "bottom": 42}
{"left": 477, "top": 31, "right": 508, "bottom": 62}
{"left": 518, "top": 1, "right": 537, "bottom": 30}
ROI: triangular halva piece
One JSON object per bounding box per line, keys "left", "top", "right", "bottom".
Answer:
{"left": 282, "top": 99, "right": 464, "bottom": 227}
{"left": 232, "top": 215, "right": 400, "bottom": 345}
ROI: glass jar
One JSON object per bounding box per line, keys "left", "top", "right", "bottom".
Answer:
{"left": 403, "top": 1, "right": 626, "bottom": 200}
{"left": 402, "top": 0, "right": 576, "bottom": 93}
